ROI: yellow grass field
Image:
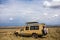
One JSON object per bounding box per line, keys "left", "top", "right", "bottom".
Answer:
{"left": 0, "top": 27, "right": 60, "bottom": 40}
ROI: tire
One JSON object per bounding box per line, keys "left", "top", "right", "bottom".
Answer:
{"left": 32, "top": 33, "right": 38, "bottom": 38}
{"left": 14, "top": 32, "right": 18, "bottom": 36}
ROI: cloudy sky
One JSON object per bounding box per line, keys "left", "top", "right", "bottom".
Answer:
{"left": 0, "top": 0, "right": 60, "bottom": 26}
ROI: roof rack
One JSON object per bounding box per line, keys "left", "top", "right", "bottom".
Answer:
{"left": 26, "top": 22, "right": 38, "bottom": 24}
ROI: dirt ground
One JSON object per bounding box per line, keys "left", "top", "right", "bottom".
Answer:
{"left": 0, "top": 27, "right": 60, "bottom": 40}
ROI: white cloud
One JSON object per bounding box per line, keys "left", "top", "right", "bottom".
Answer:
{"left": 54, "top": 14, "right": 59, "bottom": 17}
{"left": 53, "top": 0, "right": 60, "bottom": 2}
{"left": 9, "top": 17, "right": 13, "bottom": 21}
{"left": 43, "top": 0, "right": 60, "bottom": 8}
{"left": 43, "top": 13, "right": 48, "bottom": 16}
{"left": 31, "top": 17, "right": 40, "bottom": 21}
{"left": 52, "top": 14, "right": 59, "bottom": 17}
{"left": 43, "top": 1, "right": 51, "bottom": 7}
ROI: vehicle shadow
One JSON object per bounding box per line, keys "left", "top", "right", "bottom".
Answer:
{"left": 19, "top": 35, "right": 46, "bottom": 39}
{"left": 14, "top": 33, "right": 46, "bottom": 39}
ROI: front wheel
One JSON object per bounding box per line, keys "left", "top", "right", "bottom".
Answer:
{"left": 14, "top": 32, "right": 18, "bottom": 36}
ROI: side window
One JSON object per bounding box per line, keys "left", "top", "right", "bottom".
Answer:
{"left": 30, "top": 26, "right": 39, "bottom": 30}
{"left": 26, "top": 27, "right": 29, "bottom": 30}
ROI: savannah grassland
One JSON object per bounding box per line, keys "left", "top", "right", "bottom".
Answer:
{"left": 0, "top": 27, "right": 60, "bottom": 40}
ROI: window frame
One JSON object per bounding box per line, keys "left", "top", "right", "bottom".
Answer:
{"left": 25, "top": 26, "right": 29, "bottom": 30}
{"left": 30, "top": 26, "right": 39, "bottom": 30}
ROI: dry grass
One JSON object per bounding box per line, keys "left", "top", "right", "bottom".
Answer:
{"left": 47, "top": 28, "right": 60, "bottom": 40}
{"left": 0, "top": 27, "right": 60, "bottom": 40}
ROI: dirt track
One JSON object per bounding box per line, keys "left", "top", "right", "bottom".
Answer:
{"left": 0, "top": 27, "right": 60, "bottom": 40}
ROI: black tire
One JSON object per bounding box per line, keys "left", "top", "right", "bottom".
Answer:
{"left": 32, "top": 33, "right": 38, "bottom": 38}
{"left": 14, "top": 32, "right": 18, "bottom": 36}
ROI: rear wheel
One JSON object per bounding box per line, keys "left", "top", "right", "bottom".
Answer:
{"left": 32, "top": 34, "right": 38, "bottom": 38}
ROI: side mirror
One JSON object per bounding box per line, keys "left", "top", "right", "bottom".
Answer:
{"left": 20, "top": 29, "right": 24, "bottom": 31}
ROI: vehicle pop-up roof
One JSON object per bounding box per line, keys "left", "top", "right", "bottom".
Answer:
{"left": 26, "top": 22, "right": 39, "bottom": 26}
{"left": 26, "top": 22, "right": 38, "bottom": 24}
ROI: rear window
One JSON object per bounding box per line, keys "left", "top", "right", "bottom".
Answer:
{"left": 30, "top": 26, "right": 39, "bottom": 30}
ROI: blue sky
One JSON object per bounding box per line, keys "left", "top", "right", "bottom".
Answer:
{"left": 0, "top": 0, "right": 60, "bottom": 26}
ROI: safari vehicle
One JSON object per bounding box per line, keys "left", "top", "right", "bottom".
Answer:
{"left": 14, "top": 22, "right": 48, "bottom": 38}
